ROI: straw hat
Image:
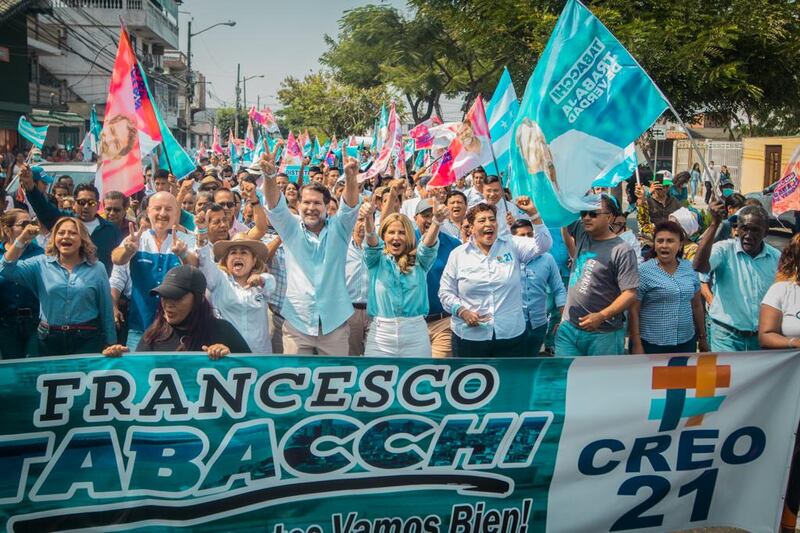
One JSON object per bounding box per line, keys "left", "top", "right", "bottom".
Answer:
{"left": 212, "top": 233, "right": 269, "bottom": 263}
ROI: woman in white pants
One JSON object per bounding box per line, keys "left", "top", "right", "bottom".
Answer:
{"left": 362, "top": 199, "right": 448, "bottom": 357}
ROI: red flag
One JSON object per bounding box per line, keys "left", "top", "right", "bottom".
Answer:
{"left": 429, "top": 97, "right": 492, "bottom": 187}
{"left": 96, "top": 27, "right": 149, "bottom": 197}
{"left": 773, "top": 145, "right": 800, "bottom": 215}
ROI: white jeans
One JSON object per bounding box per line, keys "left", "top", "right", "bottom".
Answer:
{"left": 365, "top": 316, "right": 432, "bottom": 357}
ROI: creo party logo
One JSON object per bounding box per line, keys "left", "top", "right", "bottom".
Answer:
{"left": 649, "top": 355, "right": 731, "bottom": 432}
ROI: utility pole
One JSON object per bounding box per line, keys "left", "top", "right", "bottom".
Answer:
{"left": 257, "top": 95, "right": 260, "bottom": 110}
{"left": 234, "top": 63, "right": 241, "bottom": 138}
{"left": 185, "top": 19, "right": 192, "bottom": 149}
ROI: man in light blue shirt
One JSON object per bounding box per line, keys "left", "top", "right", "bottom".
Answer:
{"left": 694, "top": 203, "right": 779, "bottom": 352}
{"left": 262, "top": 152, "right": 361, "bottom": 355}
{"left": 511, "top": 220, "right": 566, "bottom": 355}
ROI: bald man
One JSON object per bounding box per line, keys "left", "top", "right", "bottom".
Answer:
{"left": 111, "top": 191, "right": 196, "bottom": 350}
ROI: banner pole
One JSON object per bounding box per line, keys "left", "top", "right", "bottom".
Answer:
{"left": 666, "top": 103, "right": 716, "bottom": 202}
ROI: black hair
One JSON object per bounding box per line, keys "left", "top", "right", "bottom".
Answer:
{"left": 446, "top": 190, "right": 467, "bottom": 204}
{"left": 142, "top": 293, "right": 218, "bottom": 351}
{"left": 466, "top": 202, "right": 497, "bottom": 225}
{"left": 74, "top": 183, "right": 100, "bottom": 201}
{"left": 155, "top": 169, "right": 170, "bottom": 180}
{"left": 600, "top": 193, "right": 622, "bottom": 217}
{"left": 483, "top": 175, "right": 502, "bottom": 186}
{"left": 724, "top": 193, "right": 746, "bottom": 211}
{"left": 299, "top": 181, "right": 332, "bottom": 205}
{"left": 276, "top": 172, "right": 289, "bottom": 179}
{"left": 57, "top": 174, "right": 73, "bottom": 183}
{"left": 308, "top": 166, "right": 322, "bottom": 175}
{"left": 510, "top": 219, "right": 533, "bottom": 234}
{"left": 645, "top": 220, "right": 686, "bottom": 260}
{"left": 213, "top": 188, "right": 235, "bottom": 202}
{"left": 241, "top": 175, "right": 258, "bottom": 186}
{"left": 104, "top": 190, "right": 129, "bottom": 208}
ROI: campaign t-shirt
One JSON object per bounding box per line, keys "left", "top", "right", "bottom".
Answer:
{"left": 761, "top": 281, "right": 800, "bottom": 338}
{"left": 564, "top": 222, "right": 639, "bottom": 331}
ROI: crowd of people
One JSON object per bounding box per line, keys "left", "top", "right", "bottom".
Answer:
{"left": 0, "top": 145, "right": 793, "bottom": 362}
{"left": 1, "top": 141, "right": 799, "bottom": 529}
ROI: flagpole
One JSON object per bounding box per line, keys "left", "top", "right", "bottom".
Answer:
{"left": 486, "top": 136, "right": 512, "bottom": 212}
{"left": 160, "top": 142, "right": 174, "bottom": 175}
{"left": 665, "top": 104, "right": 717, "bottom": 202}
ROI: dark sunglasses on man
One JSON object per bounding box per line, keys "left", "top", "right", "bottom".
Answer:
{"left": 75, "top": 199, "right": 98, "bottom": 207}
{"left": 580, "top": 210, "right": 612, "bottom": 218}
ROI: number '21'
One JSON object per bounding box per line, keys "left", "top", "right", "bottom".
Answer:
{"left": 610, "top": 469, "right": 718, "bottom": 531}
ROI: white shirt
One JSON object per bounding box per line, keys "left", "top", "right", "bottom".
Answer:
{"left": 465, "top": 187, "right": 484, "bottom": 206}
{"left": 82, "top": 218, "right": 101, "bottom": 234}
{"left": 230, "top": 219, "right": 250, "bottom": 237}
{"left": 400, "top": 198, "right": 422, "bottom": 221}
{"left": 439, "top": 226, "right": 552, "bottom": 341}
{"left": 440, "top": 219, "right": 461, "bottom": 239}
{"left": 345, "top": 239, "right": 369, "bottom": 305}
{"left": 197, "top": 246, "right": 276, "bottom": 353}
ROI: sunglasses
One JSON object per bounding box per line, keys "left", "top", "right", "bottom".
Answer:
{"left": 105, "top": 206, "right": 124, "bottom": 212}
{"left": 217, "top": 201, "right": 236, "bottom": 209}
{"left": 13, "top": 220, "right": 36, "bottom": 228}
{"left": 75, "top": 199, "right": 98, "bottom": 207}
{"left": 580, "top": 210, "right": 612, "bottom": 218}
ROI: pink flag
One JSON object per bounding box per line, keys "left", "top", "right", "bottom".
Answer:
{"left": 349, "top": 135, "right": 358, "bottom": 147}
{"left": 773, "top": 145, "right": 800, "bottom": 215}
{"left": 279, "top": 131, "right": 303, "bottom": 172}
{"left": 212, "top": 127, "right": 224, "bottom": 154}
{"left": 262, "top": 108, "right": 279, "bottom": 133}
{"left": 197, "top": 140, "right": 207, "bottom": 159}
{"left": 429, "top": 97, "right": 492, "bottom": 187}
{"left": 245, "top": 119, "right": 255, "bottom": 151}
{"left": 358, "top": 103, "right": 401, "bottom": 182}
{"left": 409, "top": 115, "right": 443, "bottom": 150}
{"left": 248, "top": 106, "right": 265, "bottom": 126}
{"left": 96, "top": 27, "right": 153, "bottom": 197}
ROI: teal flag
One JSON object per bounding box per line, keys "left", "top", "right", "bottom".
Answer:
{"left": 17, "top": 116, "right": 48, "bottom": 148}
{"left": 137, "top": 61, "right": 196, "bottom": 179}
{"left": 0, "top": 352, "right": 798, "bottom": 532}
{"left": 509, "top": 0, "right": 668, "bottom": 226}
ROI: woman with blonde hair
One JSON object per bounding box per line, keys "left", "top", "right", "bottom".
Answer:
{"left": 0, "top": 216, "right": 115, "bottom": 356}
{"left": 0, "top": 209, "right": 44, "bottom": 357}
{"left": 361, "top": 199, "right": 448, "bottom": 356}
{"left": 196, "top": 233, "right": 276, "bottom": 353}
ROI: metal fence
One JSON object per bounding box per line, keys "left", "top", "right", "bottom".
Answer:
{"left": 672, "top": 140, "right": 743, "bottom": 189}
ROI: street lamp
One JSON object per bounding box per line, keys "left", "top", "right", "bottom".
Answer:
{"left": 242, "top": 74, "right": 264, "bottom": 109}
{"left": 185, "top": 19, "right": 235, "bottom": 149}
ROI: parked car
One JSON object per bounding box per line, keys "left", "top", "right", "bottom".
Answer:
{"left": 5, "top": 162, "right": 97, "bottom": 195}
{"left": 745, "top": 181, "right": 799, "bottom": 231}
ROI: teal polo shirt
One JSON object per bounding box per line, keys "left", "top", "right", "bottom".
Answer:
{"left": 707, "top": 238, "right": 780, "bottom": 332}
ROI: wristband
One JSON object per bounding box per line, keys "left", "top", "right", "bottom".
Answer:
{"left": 263, "top": 171, "right": 277, "bottom": 179}
{"left": 196, "top": 228, "right": 208, "bottom": 235}
{"left": 13, "top": 238, "right": 28, "bottom": 249}
{"left": 432, "top": 219, "right": 443, "bottom": 226}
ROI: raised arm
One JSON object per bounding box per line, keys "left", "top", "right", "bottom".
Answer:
{"left": 342, "top": 157, "right": 360, "bottom": 208}
{"left": 693, "top": 199, "right": 725, "bottom": 273}
{"left": 422, "top": 198, "right": 448, "bottom": 248}
{"left": 261, "top": 142, "right": 282, "bottom": 209}
{"left": 362, "top": 202, "right": 378, "bottom": 248}
{"left": 112, "top": 222, "right": 144, "bottom": 265}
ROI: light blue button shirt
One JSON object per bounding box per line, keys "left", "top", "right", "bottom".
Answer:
{"left": 707, "top": 238, "right": 780, "bottom": 331}
{"left": 365, "top": 239, "right": 439, "bottom": 318}
{"left": 0, "top": 254, "right": 116, "bottom": 345}
{"left": 345, "top": 240, "right": 369, "bottom": 305}
{"left": 520, "top": 253, "right": 567, "bottom": 328}
{"left": 266, "top": 194, "right": 360, "bottom": 335}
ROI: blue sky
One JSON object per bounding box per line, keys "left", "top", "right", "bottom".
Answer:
{"left": 179, "top": 0, "right": 409, "bottom": 111}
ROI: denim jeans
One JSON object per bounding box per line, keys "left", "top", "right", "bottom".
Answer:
{"left": 641, "top": 336, "right": 697, "bottom": 354}
{"left": 708, "top": 321, "right": 760, "bottom": 353}
{"left": 555, "top": 320, "right": 626, "bottom": 356}
{"left": 37, "top": 325, "right": 104, "bottom": 357}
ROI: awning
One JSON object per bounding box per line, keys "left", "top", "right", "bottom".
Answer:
{"left": 29, "top": 109, "right": 85, "bottom": 127}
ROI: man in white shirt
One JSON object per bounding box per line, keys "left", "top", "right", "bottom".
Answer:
{"left": 464, "top": 167, "right": 487, "bottom": 205}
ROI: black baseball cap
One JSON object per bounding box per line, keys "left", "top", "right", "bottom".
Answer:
{"left": 150, "top": 265, "right": 206, "bottom": 299}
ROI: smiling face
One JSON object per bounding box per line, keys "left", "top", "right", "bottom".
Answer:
{"left": 470, "top": 209, "right": 498, "bottom": 249}
{"left": 74, "top": 190, "right": 99, "bottom": 223}
{"left": 383, "top": 220, "right": 409, "bottom": 258}
{"left": 447, "top": 194, "right": 466, "bottom": 222}
{"left": 414, "top": 209, "right": 433, "bottom": 233}
{"left": 276, "top": 175, "right": 289, "bottom": 193}
{"left": 224, "top": 245, "right": 256, "bottom": 279}
{"left": 285, "top": 183, "right": 298, "bottom": 202}
{"left": 299, "top": 188, "right": 327, "bottom": 230}
{"left": 54, "top": 220, "right": 80, "bottom": 258}
{"left": 482, "top": 181, "right": 503, "bottom": 206}
{"left": 161, "top": 292, "right": 194, "bottom": 325}
{"left": 147, "top": 192, "right": 178, "bottom": 234}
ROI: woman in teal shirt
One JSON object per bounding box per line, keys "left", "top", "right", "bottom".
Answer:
{"left": 362, "top": 199, "right": 448, "bottom": 356}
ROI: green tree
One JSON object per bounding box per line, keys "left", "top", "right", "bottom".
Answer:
{"left": 276, "top": 72, "right": 396, "bottom": 138}
{"left": 214, "top": 107, "right": 248, "bottom": 139}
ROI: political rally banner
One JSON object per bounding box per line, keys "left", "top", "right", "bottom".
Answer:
{"left": 0, "top": 351, "right": 798, "bottom": 532}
